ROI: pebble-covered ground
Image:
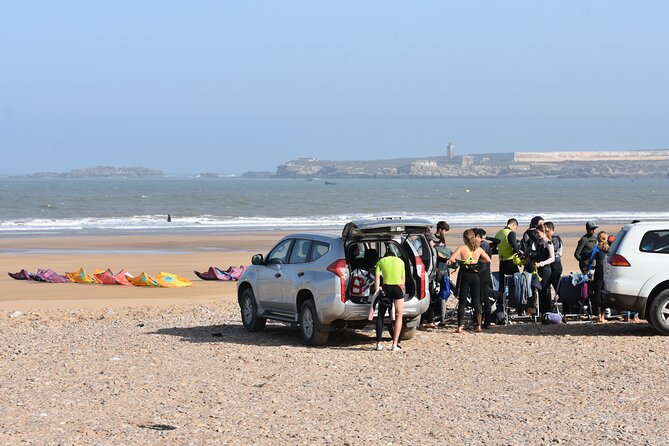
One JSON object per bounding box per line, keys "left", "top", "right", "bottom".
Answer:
{"left": 1, "top": 299, "right": 668, "bottom": 445}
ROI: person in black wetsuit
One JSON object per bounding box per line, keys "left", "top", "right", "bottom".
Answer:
{"left": 544, "top": 222, "right": 563, "bottom": 297}
{"left": 591, "top": 231, "right": 610, "bottom": 323}
{"left": 534, "top": 224, "right": 555, "bottom": 314}
{"left": 520, "top": 215, "right": 544, "bottom": 273}
{"left": 447, "top": 229, "right": 492, "bottom": 333}
{"left": 574, "top": 221, "right": 598, "bottom": 273}
{"left": 474, "top": 228, "right": 493, "bottom": 327}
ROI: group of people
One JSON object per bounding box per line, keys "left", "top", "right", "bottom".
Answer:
{"left": 425, "top": 217, "right": 620, "bottom": 333}
{"left": 370, "top": 217, "right": 627, "bottom": 351}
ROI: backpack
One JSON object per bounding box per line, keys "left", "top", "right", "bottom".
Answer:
{"left": 520, "top": 229, "right": 541, "bottom": 261}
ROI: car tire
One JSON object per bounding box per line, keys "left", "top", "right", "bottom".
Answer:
{"left": 299, "top": 300, "right": 329, "bottom": 346}
{"left": 399, "top": 325, "right": 416, "bottom": 341}
{"left": 648, "top": 290, "right": 669, "bottom": 335}
{"left": 240, "top": 288, "right": 266, "bottom": 332}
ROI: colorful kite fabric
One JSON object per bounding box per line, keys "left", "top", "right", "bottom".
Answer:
{"left": 128, "top": 272, "right": 159, "bottom": 287}
{"left": 194, "top": 267, "right": 229, "bottom": 281}
{"left": 36, "top": 269, "right": 71, "bottom": 283}
{"left": 113, "top": 269, "right": 133, "bottom": 286}
{"left": 8, "top": 269, "right": 35, "bottom": 280}
{"left": 155, "top": 272, "right": 192, "bottom": 287}
{"left": 194, "top": 265, "right": 246, "bottom": 281}
{"left": 93, "top": 269, "right": 122, "bottom": 284}
{"left": 226, "top": 266, "right": 246, "bottom": 280}
{"left": 66, "top": 268, "right": 99, "bottom": 284}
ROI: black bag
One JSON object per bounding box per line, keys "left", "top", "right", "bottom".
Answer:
{"left": 490, "top": 310, "right": 507, "bottom": 325}
{"left": 557, "top": 276, "right": 581, "bottom": 304}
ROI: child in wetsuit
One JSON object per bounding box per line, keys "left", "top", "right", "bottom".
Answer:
{"left": 591, "top": 231, "right": 610, "bottom": 323}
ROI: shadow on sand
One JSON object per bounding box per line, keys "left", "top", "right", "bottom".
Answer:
{"left": 481, "top": 319, "right": 658, "bottom": 337}
{"left": 149, "top": 321, "right": 382, "bottom": 350}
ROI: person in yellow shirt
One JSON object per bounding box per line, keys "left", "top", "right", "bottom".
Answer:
{"left": 374, "top": 250, "right": 405, "bottom": 351}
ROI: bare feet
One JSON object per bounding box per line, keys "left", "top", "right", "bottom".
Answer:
{"left": 476, "top": 325, "right": 483, "bottom": 332}
{"left": 456, "top": 326, "right": 464, "bottom": 334}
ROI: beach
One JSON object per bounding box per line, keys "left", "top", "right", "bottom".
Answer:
{"left": 2, "top": 224, "right": 668, "bottom": 445}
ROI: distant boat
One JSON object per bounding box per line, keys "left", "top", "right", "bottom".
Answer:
{"left": 325, "top": 181, "right": 337, "bottom": 185}
{"left": 307, "top": 177, "right": 322, "bottom": 182}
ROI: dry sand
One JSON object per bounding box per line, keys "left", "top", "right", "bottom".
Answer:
{"left": 3, "top": 224, "right": 667, "bottom": 445}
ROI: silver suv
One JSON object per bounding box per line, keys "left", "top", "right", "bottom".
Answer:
{"left": 603, "top": 221, "right": 669, "bottom": 334}
{"left": 236, "top": 217, "right": 436, "bottom": 345}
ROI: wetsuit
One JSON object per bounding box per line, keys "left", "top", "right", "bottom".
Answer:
{"left": 521, "top": 227, "right": 541, "bottom": 273}
{"left": 374, "top": 256, "right": 404, "bottom": 342}
{"left": 495, "top": 227, "right": 520, "bottom": 293}
{"left": 591, "top": 248, "right": 608, "bottom": 315}
{"left": 574, "top": 233, "right": 597, "bottom": 273}
{"left": 535, "top": 238, "right": 555, "bottom": 314}
{"left": 478, "top": 240, "right": 493, "bottom": 325}
{"left": 424, "top": 243, "right": 452, "bottom": 325}
{"left": 549, "top": 235, "right": 563, "bottom": 296}
{"left": 457, "top": 248, "right": 481, "bottom": 327}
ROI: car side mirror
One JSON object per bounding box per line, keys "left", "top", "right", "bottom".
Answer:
{"left": 251, "top": 254, "right": 264, "bottom": 265}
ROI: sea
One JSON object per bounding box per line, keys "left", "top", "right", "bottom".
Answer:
{"left": 1, "top": 176, "right": 668, "bottom": 237}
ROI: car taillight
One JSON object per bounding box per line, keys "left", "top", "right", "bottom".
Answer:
{"left": 415, "top": 256, "right": 426, "bottom": 299}
{"left": 327, "top": 259, "right": 348, "bottom": 302}
{"left": 608, "top": 254, "right": 631, "bottom": 267}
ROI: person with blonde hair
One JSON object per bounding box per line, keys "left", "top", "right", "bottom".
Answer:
{"left": 448, "top": 229, "right": 492, "bottom": 333}
{"left": 591, "top": 231, "right": 610, "bottom": 323}
{"left": 534, "top": 223, "right": 556, "bottom": 314}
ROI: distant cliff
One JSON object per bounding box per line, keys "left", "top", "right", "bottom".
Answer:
{"left": 268, "top": 150, "right": 669, "bottom": 179}
{"left": 28, "top": 166, "right": 164, "bottom": 178}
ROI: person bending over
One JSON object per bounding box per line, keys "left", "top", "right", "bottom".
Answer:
{"left": 448, "top": 229, "right": 492, "bottom": 333}
{"left": 374, "top": 250, "right": 405, "bottom": 351}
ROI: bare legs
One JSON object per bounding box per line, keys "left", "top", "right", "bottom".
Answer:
{"left": 392, "top": 298, "right": 404, "bottom": 347}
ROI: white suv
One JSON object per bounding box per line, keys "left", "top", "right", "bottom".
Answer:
{"left": 603, "top": 221, "right": 669, "bottom": 334}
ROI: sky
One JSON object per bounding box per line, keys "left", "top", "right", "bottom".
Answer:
{"left": 1, "top": 1, "right": 668, "bottom": 175}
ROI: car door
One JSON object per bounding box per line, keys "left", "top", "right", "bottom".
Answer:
{"left": 256, "top": 238, "right": 293, "bottom": 311}
{"left": 279, "top": 238, "right": 313, "bottom": 314}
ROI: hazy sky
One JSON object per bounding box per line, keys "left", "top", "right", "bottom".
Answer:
{"left": 1, "top": 1, "right": 668, "bottom": 175}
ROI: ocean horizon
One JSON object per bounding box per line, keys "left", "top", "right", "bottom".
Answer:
{"left": 1, "top": 177, "right": 668, "bottom": 237}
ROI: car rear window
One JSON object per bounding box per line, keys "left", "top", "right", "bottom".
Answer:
{"left": 639, "top": 230, "right": 669, "bottom": 254}
{"left": 609, "top": 228, "right": 628, "bottom": 255}
{"left": 309, "top": 241, "right": 330, "bottom": 262}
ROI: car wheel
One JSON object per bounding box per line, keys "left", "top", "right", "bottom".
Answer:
{"left": 399, "top": 325, "right": 416, "bottom": 341}
{"left": 648, "top": 290, "right": 669, "bottom": 335}
{"left": 240, "top": 288, "right": 266, "bottom": 332}
{"left": 299, "top": 300, "right": 329, "bottom": 346}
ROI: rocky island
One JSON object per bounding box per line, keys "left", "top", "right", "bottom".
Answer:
{"left": 243, "top": 147, "right": 669, "bottom": 179}
{"left": 27, "top": 166, "right": 164, "bottom": 178}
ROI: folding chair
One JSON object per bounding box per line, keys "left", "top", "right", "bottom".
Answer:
{"left": 556, "top": 275, "right": 594, "bottom": 322}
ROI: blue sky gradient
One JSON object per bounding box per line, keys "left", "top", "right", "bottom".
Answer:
{"left": 1, "top": 1, "right": 668, "bottom": 175}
